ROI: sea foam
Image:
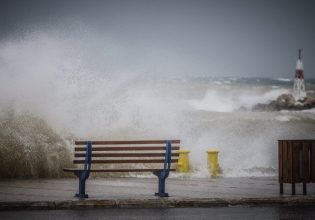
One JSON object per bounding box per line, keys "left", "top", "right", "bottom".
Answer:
{"left": 0, "top": 32, "right": 314, "bottom": 178}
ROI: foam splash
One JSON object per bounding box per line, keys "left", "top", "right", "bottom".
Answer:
{"left": 0, "top": 32, "right": 314, "bottom": 178}
{"left": 277, "top": 78, "right": 291, "bottom": 82}
{"left": 188, "top": 88, "right": 289, "bottom": 112}
{"left": 0, "top": 109, "right": 72, "bottom": 178}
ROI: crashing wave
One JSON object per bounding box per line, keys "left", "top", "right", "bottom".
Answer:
{"left": 0, "top": 109, "right": 73, "bottom": 178}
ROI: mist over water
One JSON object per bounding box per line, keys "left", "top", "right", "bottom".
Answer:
{"left": 0, "top": 31, "right": 315, "bottom": 178}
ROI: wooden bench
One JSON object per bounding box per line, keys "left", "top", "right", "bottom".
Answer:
{"left": 278, "top": 140, "right": 315, "bottom": 195}
{"left": 64, "top": 140, "right": 180, "bottom": 198}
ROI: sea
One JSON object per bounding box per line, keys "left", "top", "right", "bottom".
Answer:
{"left": 1, "top": 73, "right": 314, "bottom": 178}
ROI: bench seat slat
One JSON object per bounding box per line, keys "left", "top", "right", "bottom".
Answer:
{"left": 75, "top": 146, "right": 180, "bottom": 151}
{"left": 73, "top": 159, "right": 179, "bottom": 164}
{"left": 75, "top": 140, "right": 180, "bottom": 145}
{"left": 74, "top": 153, "right": 180, "bottom": 157}
{"left": 63, "top": 168, "right": 176, "bottom": 172}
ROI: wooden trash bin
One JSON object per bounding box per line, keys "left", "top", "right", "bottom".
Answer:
{"left": 278, "top": 140, "right": 315, "bottom": 195}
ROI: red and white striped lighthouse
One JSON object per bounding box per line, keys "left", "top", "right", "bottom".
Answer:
{"left": 293, "top": 49, "right": 306, "bottom": 101}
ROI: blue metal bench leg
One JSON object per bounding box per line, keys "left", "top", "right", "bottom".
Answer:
{"left": 75, "top": 171, "right": 89, "bottom": 198}
{"left": 154, "top": 172, "right": 169, "bottom": 197}
{"left": 153, "top": 140, "right": 171, "bottom": 197}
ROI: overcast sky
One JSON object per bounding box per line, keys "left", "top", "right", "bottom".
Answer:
{"left": 0, "top": 0, "right": 314, "bottom": 78}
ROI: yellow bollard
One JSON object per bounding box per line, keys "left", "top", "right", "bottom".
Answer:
{"left": 207, "top": 150, "right": 219, "bottom": 177}
{"left": 177, "top": 150, "right": 190, "bottom": 172}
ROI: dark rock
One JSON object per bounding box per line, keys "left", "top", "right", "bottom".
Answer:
{"left": 276, "top": 94, "right": 295, "bottom": 107}
{"left": 252, "top": 94, "right": 315, "bottom": 111}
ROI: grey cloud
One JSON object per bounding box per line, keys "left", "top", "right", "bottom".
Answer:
{"left": 0, "top": 0, "right": 314, "bottom": 78}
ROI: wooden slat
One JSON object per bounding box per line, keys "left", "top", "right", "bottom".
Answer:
{"left": 64, "top": 168, "right": 176, "bottom": 172}
{"left": 278, "top": 140, "right": 283, "bottom": 183}
{"left": 75, "top": 140, "right": 180, "bottom": 145}
{"left": 292, "top": 142, "right": 297, "bottom": 182}
{"left": 303, "top": 141, "right": 310, "bottom": 182}
{"left": 288, "top": 141, "right": 293, "bottom": 183}
{"left": 75, "top": 153, "right": 180, "bottom": 157}
{"left": 283, "top": 140, "right": 288, "bottom": 183}
{"left": 278, "top": 140, "right": 314, "bottom": 142}
{"left": 292, "top": 142, "right": 300, "bottom": 182}
{"left": 311, "top": 142, "right": 315, "bottom": 182}
{"left": 75, "top": 146, "right": 180, "bottom": 151}
{"left": 73, "top": 159, "right": 178, "bottom": 164}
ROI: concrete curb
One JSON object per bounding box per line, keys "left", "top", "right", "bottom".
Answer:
{"left": 1, "top": 197, "right": 315, "bottom": 210}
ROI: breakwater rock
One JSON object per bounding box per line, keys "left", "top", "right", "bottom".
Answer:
{"left": 252, "top": 94, "right": 315, "bottom": 111}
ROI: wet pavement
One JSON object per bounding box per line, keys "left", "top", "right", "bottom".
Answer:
{"left": 1, "top": 176, "right": 315, "bottom": 201}
{"left": 0, "top": 176, "right": 315, "bottom": 210}
{"left": 0, "top": 176, "right": 284, "bottom": 201}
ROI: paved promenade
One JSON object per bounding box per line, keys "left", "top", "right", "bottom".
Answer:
{"left": 0, "top": 176, "right": 315, "bottom": 210}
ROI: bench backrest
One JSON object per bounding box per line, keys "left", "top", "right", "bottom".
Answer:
{"left": 73, "top": 140, "right": 180, "bottom": 171}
